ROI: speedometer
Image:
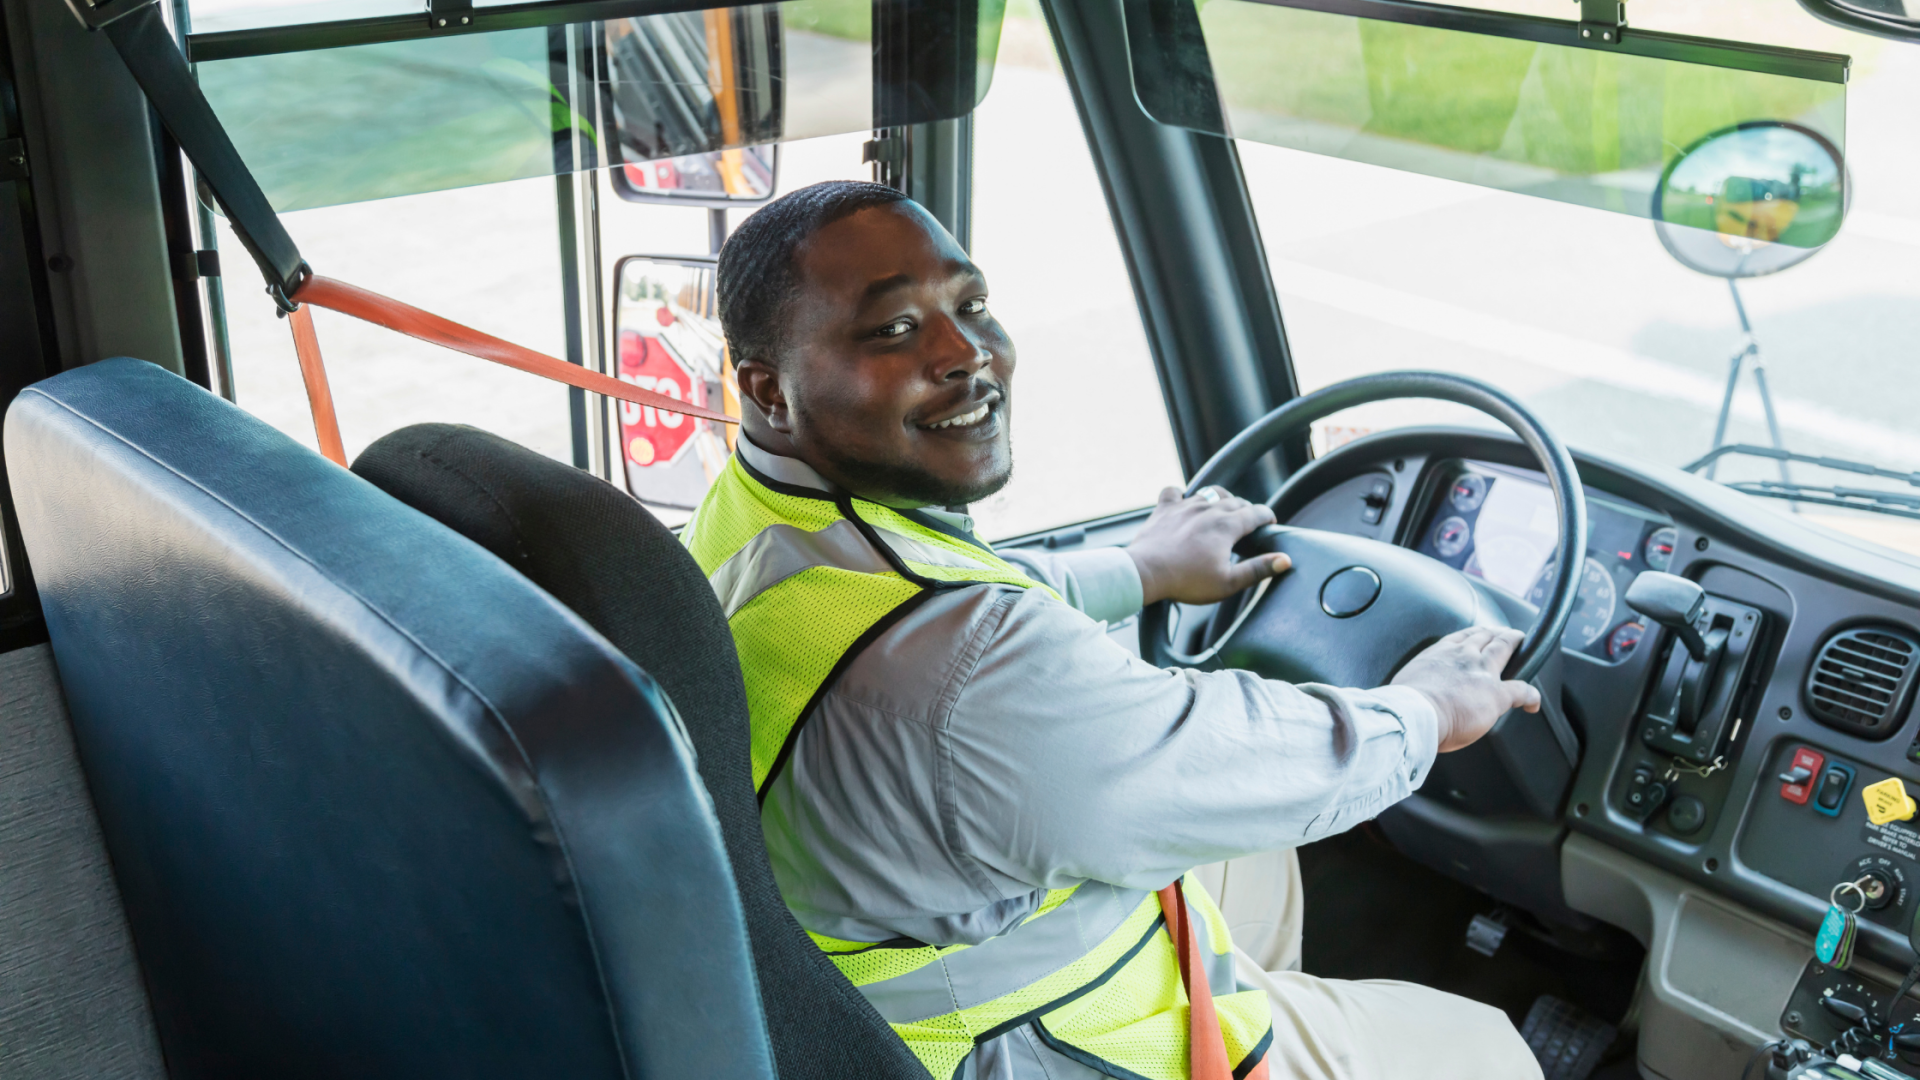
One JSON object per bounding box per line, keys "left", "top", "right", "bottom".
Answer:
{"left": 1526, "top": 556, "right": 1620, "bottom": 647}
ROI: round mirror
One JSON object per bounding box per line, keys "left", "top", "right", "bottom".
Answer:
{"left": 1652, "top": 121, "right": 1848, "bottom": 279}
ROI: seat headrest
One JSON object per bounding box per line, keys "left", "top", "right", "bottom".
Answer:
{"left": 3, "top": 359, "right": 773, "bottom": 1079}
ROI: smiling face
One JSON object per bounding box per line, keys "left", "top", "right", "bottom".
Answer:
{"left": 735, "top": 202, "right": 1015, "bottom": 506}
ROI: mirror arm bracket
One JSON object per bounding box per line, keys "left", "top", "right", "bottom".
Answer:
{"left": 1578, "top": 0, "right": 1626, "bottom": 44}
{"left": 426, "top": 0, "right": 473, "bottom": 31}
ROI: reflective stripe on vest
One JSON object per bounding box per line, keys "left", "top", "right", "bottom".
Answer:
{"left": 680, "top": 458, "right": 1273, "bottom": 1080}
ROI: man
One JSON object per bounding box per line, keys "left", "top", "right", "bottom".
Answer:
{"left": 680, "top": 180, "right": 1545, "bottom": 1080}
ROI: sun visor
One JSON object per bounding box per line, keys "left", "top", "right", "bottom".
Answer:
{"left": 1125, "top": 0, "right": 1849, "bottom": 235}
{"left": 189, "top": 0, "right": 1006, "bottom": 211}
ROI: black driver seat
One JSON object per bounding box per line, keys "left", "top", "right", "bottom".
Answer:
{"left": 351, "top": 422, "right": 926, "bottom": 1080}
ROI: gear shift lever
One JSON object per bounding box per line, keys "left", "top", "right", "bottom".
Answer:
{"left": 1626, "top": 572, "right": 1711, "bottom": 661}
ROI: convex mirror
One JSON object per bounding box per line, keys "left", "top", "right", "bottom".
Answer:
{"left": 1653, "top": 121, "right": 1848, "bottom": 279}
{"left": 611, "top": 256, "right": 738, "bottom": 510}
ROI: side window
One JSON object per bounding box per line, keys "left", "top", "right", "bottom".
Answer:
{"left": 215, "top": 178, "right": 577, "bottom": 464}
{"left": 205, "top": 5, "right": 1182, "bottom": 540}
{"left": 215, "top": 132, "right": 871, "bottom": 484}
{"left": 966, "top": 2, "right": 1184, "bottom": 539}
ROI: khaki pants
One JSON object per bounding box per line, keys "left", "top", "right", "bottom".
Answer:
{"left": 1193, "top": 851, "right": 1544, "bottom": 1080}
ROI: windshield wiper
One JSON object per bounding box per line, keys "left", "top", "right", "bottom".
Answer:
{"left": 1685, "top": 443, "right": 1920, "bottom": 488}
{"left": 1684, "top": 444, "right": 1920, "bottom": 522}
{"left": 1718, "top": 480, "right": 1920, "bottom": 522}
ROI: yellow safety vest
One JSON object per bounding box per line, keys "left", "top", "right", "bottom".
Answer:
{"left": 682, "top": 456, "right": 1273, "bottom": 1080}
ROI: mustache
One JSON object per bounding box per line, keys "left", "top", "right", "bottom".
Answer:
{"left": 917, "top": 378, "right": 1007, "bottom": 422}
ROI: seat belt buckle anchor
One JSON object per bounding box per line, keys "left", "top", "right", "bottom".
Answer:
{"left": 269, "top": 261, "right": 313, "bottom": 317}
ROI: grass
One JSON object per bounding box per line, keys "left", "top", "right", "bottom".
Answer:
{"left": 1195, "top": 0, "right": 1846, "bottom": 180}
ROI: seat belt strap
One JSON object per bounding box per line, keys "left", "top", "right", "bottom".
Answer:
{"left": 285, "top": 303, "right": 346, "bottom": 464}
{"left": 286, "top": 274, "right": 735, "bottom": 466}
{"left": 1157, "top": 882, "right": 1270, "bottom": 1080}
{"left": 91, "top": 1, "right": 307, "bottom": 304}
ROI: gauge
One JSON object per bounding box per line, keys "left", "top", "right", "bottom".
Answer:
{"left": 1432, "top": 515, "right": 1472, "bottom": 558}
{"left": 1607, "top": 621, "right": 1646, "bottom": 660}
{"left": 1643, "top": 526, "right": 1677, "bottom": 572}
{"left": 1448, "top": 474, "right": 1488, "bottom": 513}
{"left": 1527, "top": 556, "right": 1620, "bottom": 647}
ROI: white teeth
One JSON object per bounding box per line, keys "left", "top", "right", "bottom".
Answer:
{"left": 928, "top": 403, "right": 990, "bottom": 430}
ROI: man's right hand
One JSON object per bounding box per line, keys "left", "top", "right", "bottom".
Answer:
{"left": 1390, "top": 627, "right": 1541, "bottom": 752}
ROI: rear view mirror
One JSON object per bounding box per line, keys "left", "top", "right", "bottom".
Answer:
{"left": 1652, "top": 121, "right": 1848, "bottom": 279}
{"left": 601, "top": 11, "right": 782, "bottom": 206}
{"left": 610, "top": 145, "right": 778, "bottom": 206}
{"left": 611, "top": 256, "right": 737, "bottom": 510}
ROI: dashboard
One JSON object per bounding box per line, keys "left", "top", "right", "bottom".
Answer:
{"left": 1266, "top": 427, "right": 1920, "bottom": 984}
{"left": 1007, "top": 424, "right": 1920, "bottom": 1075}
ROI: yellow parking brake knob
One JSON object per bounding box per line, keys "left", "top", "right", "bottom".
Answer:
{"left": 1862, "top": 777, "right": 1917, "bottom": 826}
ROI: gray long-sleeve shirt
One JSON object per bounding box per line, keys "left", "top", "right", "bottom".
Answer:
{"left": 735, "top": 440, "right": 1440, "bottom": 1076}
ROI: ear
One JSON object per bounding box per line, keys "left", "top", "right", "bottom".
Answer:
{"left": 735, "top": 359, "right": 792, "bottom": 433}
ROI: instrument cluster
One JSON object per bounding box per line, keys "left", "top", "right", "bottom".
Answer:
{"left": 1414, "top": 460, "right": 1678, "bottom": 663}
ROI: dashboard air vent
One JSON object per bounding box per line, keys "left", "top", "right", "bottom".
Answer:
{"left": 1805, "top": 626, "right": 1920, "bottom": 739}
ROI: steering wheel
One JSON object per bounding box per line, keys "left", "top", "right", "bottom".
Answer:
{"left": 1140, "top": 372, "right": 1586, "bottom": 688}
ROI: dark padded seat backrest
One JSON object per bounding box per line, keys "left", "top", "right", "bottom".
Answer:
{"left": 351, "top": 423, "right": 926, "bottom": 1080}
{"left": 4, "top": 360, "right": 774, "bottom": 1080}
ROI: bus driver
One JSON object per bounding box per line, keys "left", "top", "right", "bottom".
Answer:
{"left": 679, "top": 180, "right": 1546, "bottom": 1080}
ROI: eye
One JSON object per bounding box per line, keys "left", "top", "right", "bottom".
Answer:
{"left": 874, "top": 318, "right": 914, "bottom": 339}
{"left": 959, "top": 297, "right": 989, "bottom": 315}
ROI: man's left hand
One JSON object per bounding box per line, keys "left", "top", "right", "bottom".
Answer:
{"left": 1127, "top": 486, "right": 1292, "bottom": 607}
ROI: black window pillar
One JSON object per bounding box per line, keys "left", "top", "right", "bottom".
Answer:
{"left": 1041, "top": 0, "right": 1302, "bottom": 494}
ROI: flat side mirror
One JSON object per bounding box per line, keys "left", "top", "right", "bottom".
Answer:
{"left": 610, "top": 255, "right": 736, "bottom": 511}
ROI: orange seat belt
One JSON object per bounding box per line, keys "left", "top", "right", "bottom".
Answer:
{"left": 281, "top": 273, "right": 736, "bottom": 467}
{"left": 1158, "top": 881, "right": 1271, "bottom": 1080}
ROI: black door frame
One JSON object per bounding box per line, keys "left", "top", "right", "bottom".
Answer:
{"left": 1041, "top": 0, "right": 1304, "bottom": 493}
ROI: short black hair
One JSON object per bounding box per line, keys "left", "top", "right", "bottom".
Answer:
{"left": 717, "top": 180, "right": 914, "bottom": 367}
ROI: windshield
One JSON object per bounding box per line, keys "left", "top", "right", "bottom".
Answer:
{"left": 1183, "top": 0, "right": 1920, "bottom": 554}
{"left": 191, "top": 0, "right": 1006, "bottom": 211}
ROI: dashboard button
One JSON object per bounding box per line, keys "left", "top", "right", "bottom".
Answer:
{"left": 1781, "top": 747, "right": 1824, "bottom": 805}
{"left": 1360, "top": 478, "right": 1393, "bottom": 525}
{"left": 1815, "top": 763, "right": 1855, "bottom": 816}
{"left": 1624, "top": 766, "right": 1668, "bottom": 822}
{"left": 1667, "top": 795, "right": 1707, "bottom": 834}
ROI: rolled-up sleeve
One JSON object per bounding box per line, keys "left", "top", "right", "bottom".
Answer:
{"left": 939, "top": 587, "right": 1441, "bottom": 897}
{"left": 999, "top": 546, "right": 1143, "bottom": 624}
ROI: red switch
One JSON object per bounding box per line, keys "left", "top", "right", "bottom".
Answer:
{"left": 1780, "top": 747, "right": 1825, "bottom": 805}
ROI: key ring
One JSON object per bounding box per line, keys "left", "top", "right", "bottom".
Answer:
{"left": 1832, "top": 879, "right": 1870, "bottom": 914}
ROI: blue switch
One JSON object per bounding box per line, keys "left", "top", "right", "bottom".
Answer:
{"left": 1815, "top": 761, "right": 1856, "bottom": 817}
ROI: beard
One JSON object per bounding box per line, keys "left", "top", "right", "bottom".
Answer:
{"left": 814, "top": 439, "right": 1014, "bottom": 507}
{"left": 794, "top": 399, "right": 1014, "bottom": 507}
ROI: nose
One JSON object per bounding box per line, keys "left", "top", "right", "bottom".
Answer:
{"left": 926, "top": 313, "right": 991, "bottom": 383}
